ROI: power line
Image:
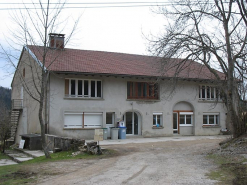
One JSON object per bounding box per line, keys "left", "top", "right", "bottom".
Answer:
{"left": 0, "top": 1, "right": 230, "bottom": 10}
{"left": 0, "top": 1, "right": 219, "bottom": 5}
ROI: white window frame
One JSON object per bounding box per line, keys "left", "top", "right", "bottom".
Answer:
{"left": 179, "top": 112, "right": 193, "bottom": 126}
{"left": 68, "top": 79, "right": 102, "bottom": 98}
{"left": 153, "top": 112, "right": 163, "bottom": 127}
{"left": 203, "top": 113, "right": 219, "bottom": 125}
{"left": 106, "top": 112, "right": 115, "bottom": 125}
{"left": 199, "top": 85, "right": 220, "bottom": 101}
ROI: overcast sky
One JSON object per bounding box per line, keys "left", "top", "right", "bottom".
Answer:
{"left": 0, "top": 0, "right": 166, "bottom": 88}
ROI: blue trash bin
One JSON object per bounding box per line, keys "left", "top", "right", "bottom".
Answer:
{"left": 118, "top": 127, "right": 126, "bottom": 139}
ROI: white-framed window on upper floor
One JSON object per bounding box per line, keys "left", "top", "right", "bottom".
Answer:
{"left": 179, "top": 112, "right": 193, "bottom": 125}
{"left": 199, "top": 85, "right": 220, "bottom": 101}
{"left": 153, "top": 112, "right": 163, "bottom": 127}
{"left": 65, "top": 79, "right": 102, "bottom": 98}
{"left": 203, "top": 113, "right": 219, "bottom": 125}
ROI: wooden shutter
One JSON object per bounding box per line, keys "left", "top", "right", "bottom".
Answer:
{"left": 65, "top": 79, "right": 69, "bottom": 96}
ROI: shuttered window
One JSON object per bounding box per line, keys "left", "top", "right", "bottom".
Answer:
{"left": 127, "top": 82, "right": 159, "bottom": 100}
{"left": 64, "top": 112, "right": 103, "bottom": 128}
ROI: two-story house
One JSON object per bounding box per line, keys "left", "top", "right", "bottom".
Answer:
{"left": 11, "top": 34, "right": 227, "bottom": 143}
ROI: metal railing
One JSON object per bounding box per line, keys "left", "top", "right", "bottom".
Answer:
{"left": 12, "top": 99, "right": 23, "bottom": 110}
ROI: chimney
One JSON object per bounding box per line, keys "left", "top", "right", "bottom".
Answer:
{"left": 49, "top": 33, "right": 65, "bottom": 49}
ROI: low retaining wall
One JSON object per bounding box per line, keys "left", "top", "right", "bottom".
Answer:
{"left": 45, "top": 134, "right": 85, "bottom": 152}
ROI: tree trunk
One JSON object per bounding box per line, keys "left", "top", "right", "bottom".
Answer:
{"left": 39, "top": 70, "right": 51, "bottom": 158}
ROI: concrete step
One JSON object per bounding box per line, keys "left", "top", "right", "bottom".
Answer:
{"left": 4, "top": 148, "right": 45, "bottom": 164}
{"left": 14, "top": 148, "right": 45, "bottom": 158}
{"left": 5, "top": 150, "right": 34, "bottom": 163}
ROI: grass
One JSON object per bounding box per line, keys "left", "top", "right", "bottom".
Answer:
{"left": 206, "top": 153, "right": 247, "bottom": 185}
{"left": 0, "top": 149, "right": 117, "bottom": 185}
{"left": 0, "top": 152, "right": 11, "bottom": 160}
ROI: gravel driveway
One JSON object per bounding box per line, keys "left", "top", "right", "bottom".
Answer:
{"left": 38, "top": 136, "right": 226, "bottom": 185}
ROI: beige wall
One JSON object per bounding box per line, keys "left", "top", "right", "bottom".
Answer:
{"left": 48, "top": 74, "right": 227, "bottom": 139}
{"left": 12, "top": 49, "right": 42, "bottom": 143}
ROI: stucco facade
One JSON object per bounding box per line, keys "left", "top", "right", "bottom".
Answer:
{"left": 45, "top": 73, "right": 227, "bottom": 140}
{"left": 11, "top": 45, "right": 227, "bottom": 143}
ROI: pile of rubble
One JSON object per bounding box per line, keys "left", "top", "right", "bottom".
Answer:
{"left": 72, "top": 141, "right": 102, "bottom": 156}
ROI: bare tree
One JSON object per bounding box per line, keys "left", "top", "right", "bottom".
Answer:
{"left": 0, "top": 100, "right": 11, "bottom": 153}
{"left": 149, "top": 0, "right": 247, "bottom": 137}
{"left": 0, "top": 0, "right": 79, "bottom": 158}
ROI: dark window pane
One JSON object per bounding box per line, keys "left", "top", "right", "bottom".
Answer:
{"left": 143, "top": 83, "right": 147, "bottom": 97}
{"left": 216, "top": 89, "right": 219, "bottom": 99}
{"left": 133, "top": 82, "right": 136, "bottom": 97}
{"left": 154, "top": 84, "right": 158, "bottom": 98}
{"left": 153, "top": 115, "right": 156, "bottom": 126}
{"left": 97, "top": 81, "right": 101, "bottom": 97}
{"left": 138, "top": 83, "right": 142, "bottom": 97}
{"left": 71, "top": 80, "right": 75, "bottom": 95}
{"left": 202, "top": 86, "right": 205, "bottom": 98}
{"left": 203, "top": 115, "right": 208, "bottom": 124}
{"left": 84, "top": 80, "right": 88, "bottom": 96}
{"left": 106, "top": 113, "right": 113, "bottom": 125}
{"left": 209, "top": 115, "right": 214, "bottom": 124}
{"left": 207, "top": 86, "right": 210, "bottom": 99}
{"left": 78, "top": 80, "right": 82, "bottom": 96}
{"left": 186, "top": 115, "right": 192, "bottom": 124}
{"left": 211, "top": 87, "right": 215, "bottom": 99}
{"left": 126, "top": 112, "right": 133, "bottom": 134}
{"left": 127, "top": 82, "right": 130, "bottom": 97}
{"left": 180, "top": 115, "right": 185, "bottom": 124}
{"left": 157, "top": 115, "right": 160, "bottom": 125}
{"left": 173, "top": 113, "right": 178, "bottom": 129}
{"left": 91, "top": 81, "right": 95, "bottom": 97}
{"left": 149, "top": 84, "right": 154, "bottom": 97}
{"left": 134, "top": 112, "right": 138, "bottom": 135}
{"left": 199, "top": 87, "right": 201, "bottom": 98}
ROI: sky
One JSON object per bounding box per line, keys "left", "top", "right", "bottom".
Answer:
{"left": 0, "top": 0, "right": 166, "bottom": 88}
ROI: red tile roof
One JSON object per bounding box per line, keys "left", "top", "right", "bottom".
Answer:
{"left": 27, "top": 45, "right": 225, "bottom": 80}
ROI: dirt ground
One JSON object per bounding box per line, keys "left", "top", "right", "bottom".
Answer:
{"left": 29, "top": 137, "right": 226, "bottom": 185}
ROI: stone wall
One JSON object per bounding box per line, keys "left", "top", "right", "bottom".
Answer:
{"left": 45, "top": 134, "right": 85, "bottom": 152}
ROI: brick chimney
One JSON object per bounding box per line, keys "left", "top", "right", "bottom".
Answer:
{"left": 49, "top": 33, "right": 65, "bottom": 49}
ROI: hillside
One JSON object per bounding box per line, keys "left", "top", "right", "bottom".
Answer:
{"left": 0, "top": 86, "right": 11, "bottom": 110}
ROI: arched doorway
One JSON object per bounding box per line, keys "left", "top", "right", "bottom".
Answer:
{"left": 123, "top": 112, "right": 141, "bottom": 135}
{"left": 173, "top": 101, "right": 194, "bottom": 135}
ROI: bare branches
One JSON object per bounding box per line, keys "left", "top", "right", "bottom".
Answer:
{"left": 150, "top": 0, "right": 247, "bottom": 137}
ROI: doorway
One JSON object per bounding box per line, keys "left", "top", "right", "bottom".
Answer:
{"left": 124, "top": 112, "right": 139, "bottom": 135}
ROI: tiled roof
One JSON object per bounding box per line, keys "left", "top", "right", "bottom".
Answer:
{"left": 27, "top": 45, "right": 225, "bottom": 80}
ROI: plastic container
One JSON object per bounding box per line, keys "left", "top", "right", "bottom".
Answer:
{"left": 103, "top": 128, "right": 108, "bottom": 140}
{"left": 110, "top": 127, "right": 119, "bottom": 140}
{"left": 118, "top": 127, "right": 126, "bottom": 139}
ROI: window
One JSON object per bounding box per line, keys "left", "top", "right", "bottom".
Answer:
{"left": 106, "top": 112, "right": 115, "bottom": 125}
{"left": 64, "top": 112, "right": 103, "bottom": 128}
{"left": 127, "top": 82, "right": 159, "bottom": 100}
{"left": 203, "top": 113, "right": 219, "bottom": 125}
{"left": 199, "top": 85, "right": 220, "bottom": 101}
{"left": 65, "top": 79, "right": 102, "bottom": 98}
{"left": 153, "top": 113, "right": 163, "bottom": 127}
{"left": 23, "top": 68, "right": 25, "bottom": 78}
{"left": 179, "top": 112, "right": 193, "bottom": 125}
